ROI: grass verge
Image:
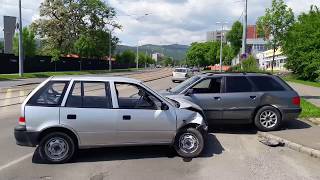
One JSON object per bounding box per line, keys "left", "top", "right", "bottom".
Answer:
{"left": 300, "top": 98, "right": 320, "bottom": 118}
{"left": 0, "top": 68, "right": 139, "bottom": 81}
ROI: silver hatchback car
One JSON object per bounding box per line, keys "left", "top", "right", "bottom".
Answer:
{"left": 14, "top": 76, "right": 207, "bottom": 163}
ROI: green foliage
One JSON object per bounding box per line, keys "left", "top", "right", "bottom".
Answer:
{"left": 242, "top": 55, "right": 259, "bottom": 72}
{"left": 186, "top": 41, "right": 235, "bottom": 67}
{"left": 119, "top": 50, "right": 136, "bottom": 65}
{"left": 300, "top": 98, "right": 320, "bottom": 118}
{"left": 0, "top": 41, "right": 3, "bottom": 52}
{"left": 13, "top": 27, "right": 37, "bottom": 57}
{"left": 283, "top": 6, "right": 320, "bottom": 81}
{"left": 226, "top": 21, "right": 243, "bottom": 55}
{"left": 164, "top": 57, "right": 173, "bottom": 66}
{"left": 32, "top": 0, "right": 120, "bottom": 58}
{"left": 257, "top": 0, "right": 294, "bottom": 71}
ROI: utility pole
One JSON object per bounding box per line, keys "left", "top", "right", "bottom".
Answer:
{"left": 18, "top": 0, "right": 24, "bottom": 77}
{"left": 136, "top": 44, "right": 139, "bottom": 69}
{"left": 241, "top": 0, "right": 248, "bottom": 56}
{"left": 216, "top": 22, "right": 227, "bottom": 72}
{"left": 109, "top": 30, "right": 112, "bottom": 72}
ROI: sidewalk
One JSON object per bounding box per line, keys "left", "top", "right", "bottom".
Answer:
{"left": 259, "top": 119, "right": 320, "bottom": 158}
{"left": 288, "top": 82, "right": 320, "bottom": 107}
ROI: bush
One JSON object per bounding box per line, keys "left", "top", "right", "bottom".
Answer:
{"left": 228, "top": 55, "right": 259, "bottom": 72}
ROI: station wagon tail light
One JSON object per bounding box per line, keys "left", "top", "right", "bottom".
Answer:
{"left": 292, "top": 97, "right": 300, "bottom": 106}
{"left": 19, "top": 117, "right": 26, "bottom": 126}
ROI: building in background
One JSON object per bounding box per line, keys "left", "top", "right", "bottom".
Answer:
{"left": 246, "top": 25, "right": 267, "bottom": 54}
{"left": 206, "top": 30, "right": 229, "bottom": 42}
{"left": 256, "top": 48, "right": 287, "bottom": 71}
{"left": 152, "top": 53, "right": 164, "bottom": 62}
{"left": 3, "top": 16, "right": 17, "bottom": 54}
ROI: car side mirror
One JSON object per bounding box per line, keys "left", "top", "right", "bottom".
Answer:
{"left": 161, "top": 103, "right": 169, "bottom": 110}
{"left": 185, "top": 89, "right": 193, "bottom": 96}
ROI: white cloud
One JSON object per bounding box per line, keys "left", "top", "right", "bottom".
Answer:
{"left": 1, "top": 0, "right": 319, "bottom": 45}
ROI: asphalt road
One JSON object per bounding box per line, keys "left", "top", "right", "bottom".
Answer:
{"left": 0, "top": 75, "right": 320, "bottom": 180}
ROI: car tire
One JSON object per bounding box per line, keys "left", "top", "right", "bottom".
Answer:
{"left": 254, "top": 106, "right": 281, "bottom": 132}
{"left": 174, "top": 127, "right": 204, "bottom": 158}
{"left": 39, "top": 132, "right": 76, "bottom": 164}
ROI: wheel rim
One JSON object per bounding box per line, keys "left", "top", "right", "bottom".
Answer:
{"left": 179, "top": 133, "right": 199, "bottom": 154}
{"left": 44, "top": 137, "right": 69, "bottom": 161}
{"left": 259, "top": 110, "right": 278, "bottom": 128}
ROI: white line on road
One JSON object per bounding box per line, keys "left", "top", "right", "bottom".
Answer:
{"left": 0, "top": 153, "right": 33, "bottom": 171}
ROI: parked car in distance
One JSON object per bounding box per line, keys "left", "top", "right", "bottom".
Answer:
{"left": 163, "top": 73, "right": 301, "bottom": 131}
{"left": 14, "top": 76, "right": 207, "bottom": 163}
{"left": 172, "top": 68, "right": 192, "bottom": 83}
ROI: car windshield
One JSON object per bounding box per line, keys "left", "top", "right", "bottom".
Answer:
{"left": 174, "top": 68, "right": 187, "bottom": 73}
{"left": 170, "top": 76, "right": 201, "bottom": 93}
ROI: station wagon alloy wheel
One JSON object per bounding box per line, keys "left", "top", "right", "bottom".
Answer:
{"left": 45, "top": 137, "right": 69, "bottom": 161}
{"left": 179, "top": 133, "right": 199, "bottom": 154}
{"left": 259, "top": 110, "right": 278, "bottom": 128}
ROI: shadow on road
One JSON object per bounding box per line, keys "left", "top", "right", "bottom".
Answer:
{"left": 279, "top": 119, "right": 312, "bottom": 130}
{"left": 32, "top": 134, "right": 224, "bottom": 164}
{"left": 208, "top": 124, "right": 258, "bottom": 134}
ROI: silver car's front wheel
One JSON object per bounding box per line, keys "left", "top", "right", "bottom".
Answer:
{"left": 254, "top": 106, "right": 281, "bottom": 131}
{"left": 39, "top": 132, "right": 76, "bottom": 164}
{"left": 179, "top": 133, "right": 199, "bottom": 154}
{"left": 175, "top": 128, "right": 204, "bottom": 158}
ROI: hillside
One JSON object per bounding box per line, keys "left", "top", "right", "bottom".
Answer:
{"left": 116, "top": 44, "right": 189, "bottom": 60}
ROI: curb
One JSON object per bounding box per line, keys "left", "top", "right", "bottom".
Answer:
{"left": 300, "top": 118, "right": 320, "bottom": 126}
{"left": 258, "top": 132, "right": 320, "bottom": 159}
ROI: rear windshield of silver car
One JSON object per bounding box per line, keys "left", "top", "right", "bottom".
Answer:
{"left": 174, "top": 68, "right": 187, "bottom": 72}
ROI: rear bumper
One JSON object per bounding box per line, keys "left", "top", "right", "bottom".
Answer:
{"left": 14, "top": 126, "right": 39, "bottom": 147}
{"left": 172, "top": 77, "right": 187, "bottom": 81}
{"left": 281, "top": 108, "right": 302, "bottom": 121}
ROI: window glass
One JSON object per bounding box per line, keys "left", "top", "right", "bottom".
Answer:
{"left": 226, "top": 76, "right": 252, "bottom": 93}
{"left": 170, "top": 76, "right": 200, "bottom": 93}
{"left": 174, "top": 68, "right": 187, "bottom": 73}
{"left": 248, "top": 76, "right": 285, "bottom": 91}
{"left": 192, "top": 78, "right": 221, "bottom": 94}
{"left": 115, "top": 83, "right": 160, "bottom": 109}
{"left": 66, "top": 81, "right": 112, "bottom": 108}
{"left": 28, "top": 81, "right": 68, "bottom": 106}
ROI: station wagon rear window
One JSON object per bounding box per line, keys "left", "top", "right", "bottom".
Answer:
{"left": 27, "top": 81, "right": 69, "bottom": 106}
{"left": 248, "top": 76, "right": 285, "bottom": 91}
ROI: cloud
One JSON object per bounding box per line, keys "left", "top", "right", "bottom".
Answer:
{"left": 1, "top": 0, "right": 319, "bottom": 45}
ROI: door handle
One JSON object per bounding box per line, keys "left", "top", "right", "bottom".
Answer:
{"left": 67, "top": 114, "right": 77, "bottom": 119}
{"left": 250, "top": 96, "right": 257, "bottom": 100}
{"left": 214, "top": 97, "right": 221, "bottom": 100}
{"left": 123, "top": 115, "right": 131, "bottom": 120}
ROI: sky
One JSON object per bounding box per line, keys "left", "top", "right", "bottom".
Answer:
{"left": 0, "top": 0, "right": 319, "bottom": 46}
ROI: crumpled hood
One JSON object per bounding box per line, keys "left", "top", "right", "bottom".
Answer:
{"left": 167, "top": 95, "right": 203, "bottom": 111}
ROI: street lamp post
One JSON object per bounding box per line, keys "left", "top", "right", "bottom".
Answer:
{"left": 136, "top": 42, "right": 139, "bottom": 70}
{"left": 109, "top": 30, "right": 112, "bottom": 72}
{"left": 18, "top": 0, "right": 24, "bottom": 77}
{"left": 216, "top": 22, "right": 228, "bottom": 72}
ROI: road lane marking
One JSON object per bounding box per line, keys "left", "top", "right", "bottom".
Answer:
{"left": 0, "top": 153, "right": 33, "bottom": 171}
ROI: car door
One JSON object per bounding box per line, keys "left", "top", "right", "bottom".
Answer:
{"left": 183, "top": 77, "right": 223, "bottom": 122}
{"left": 220, "top": 76, "right": 262, "bottom": 122}
{"left": 60, "top": 81, "right": 117, "bottom": 146}
{"left": 113, "top": 82, "right": 176, "bottom": 144}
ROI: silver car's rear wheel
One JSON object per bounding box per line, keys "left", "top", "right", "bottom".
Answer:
{"left": 45, "top": 137, "right": 69, "bottom": 161}
{"left": 39, "top": 132, "right": 75, "bottom": 164}
{"left": 259, "top": 110, "right": 278, "bottom": 128}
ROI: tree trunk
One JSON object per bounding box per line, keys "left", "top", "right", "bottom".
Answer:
{"left": 272, "top": 47, "right": 276, "bottom": 73}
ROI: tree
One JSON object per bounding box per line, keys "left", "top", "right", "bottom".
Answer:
{"left": 282, "top": 6, "right": 320, "bottom": 81}
{"left": 241, "top": 55, "right": 259, "bottom": 72}
{"left": 120, "top": 50, "right": 136, "bottom": 65}
{"left": 226, "top": 21, "right": 243, "bottom": 55}
{"left": 0, "top": 41, "right": 3, "bottom": 53}
{"left": 257, "top": 0, "right": 294, "bottom": 72}
{"left": 13, "top": 27, "right": 37, "bottom": 57}
{"left": 164, "top": 57, "right": 173, "bottom": 66}
{"left": 32, "top": 0, "right": 120, "bottom": 57}
{"left": 186, "top": 41, "right": 235, "bottom": 67}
